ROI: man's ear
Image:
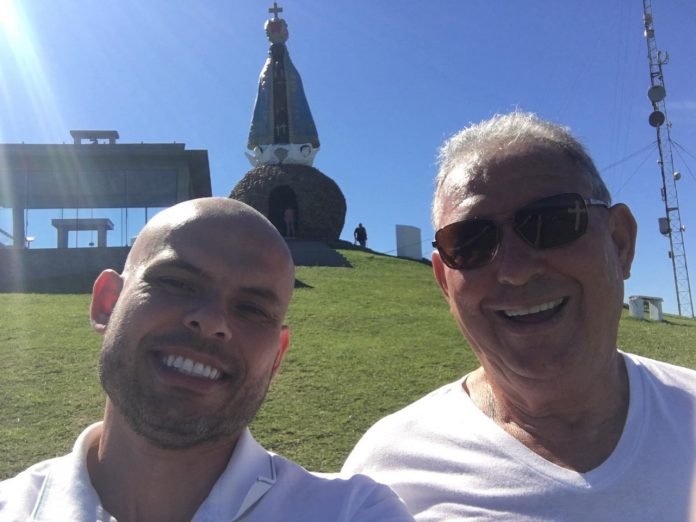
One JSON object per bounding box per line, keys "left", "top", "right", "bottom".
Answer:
{"left": 271, "top": 326, "right": 291, "bottom": 378}
{"left": 90, "top": 270, "right": 123, "bottom": 334}
{"left": 432, "top": 250, "right": 451, "bottom": 299}
{"left": 609, "top": 203, "right": 638, "bottom": 280}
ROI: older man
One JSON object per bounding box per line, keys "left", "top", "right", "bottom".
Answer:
{"left": 0, "top": 198, "right": 413, "bottom": 521}
{"left": 343, "top": 113, "right": 696, "bottom": 520}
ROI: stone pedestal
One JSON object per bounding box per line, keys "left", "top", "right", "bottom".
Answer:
{"left": 396, "top": 225, "right": 423, "bottom": 260}
{"left": 230, "top": 164, "right": 345, "bottom": 241}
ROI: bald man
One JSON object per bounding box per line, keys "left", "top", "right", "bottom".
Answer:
{"left": 0, "top": 198, "right": 413, "bottom": 521}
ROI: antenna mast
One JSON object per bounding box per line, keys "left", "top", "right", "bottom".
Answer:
{"left": 641, "top": 0, "right": 694, "bottom": 318}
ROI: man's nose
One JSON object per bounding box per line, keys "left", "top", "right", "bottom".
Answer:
{"left": 494, "top": 225, "right": 547, "bottom": 286}
{"left": 183, "top": 297, "right": 232, "bottom": 341}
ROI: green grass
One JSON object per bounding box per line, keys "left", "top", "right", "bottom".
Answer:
{"left": 1, "top": 248, "right": 695, "bottom": 479}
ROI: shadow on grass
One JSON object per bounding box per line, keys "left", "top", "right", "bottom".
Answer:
{"left": 328, "top": 239, "right": 433, "bottom": 267}
{"left": 294, "top": 279, "right": 313, "bottom": 289}
{"left": 663, "top": 319, "right": 695, "bottom": 328}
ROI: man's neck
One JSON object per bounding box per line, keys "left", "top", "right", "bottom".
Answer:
{"left": 86, "top": 405, "right": 239, "bottom": 522}
{"left": 465, "top": 352, "right": 629, "bottom": 472}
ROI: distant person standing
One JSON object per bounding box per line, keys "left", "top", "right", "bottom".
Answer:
{"left": 284, "top": 207, "right": 296, "bottom": 238}
{"left": 354, "top": 223, "right": 368, "bottom": 248}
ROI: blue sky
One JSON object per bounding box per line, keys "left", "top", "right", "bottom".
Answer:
{"left": 1, "top": 0, "right": 695, "bottom": 315}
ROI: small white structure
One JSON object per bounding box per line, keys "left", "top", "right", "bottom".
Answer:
{"left": 629, "top": 295, "right": 664, "bottom": 321}
{"left": 396, "top": 225, "right": 422, "bottom": 260}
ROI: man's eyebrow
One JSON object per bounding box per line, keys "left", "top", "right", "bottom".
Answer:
{"left": 239, "top": 286, "right": 281, "bottom": 304}
{"left": 147, "top": 259, "right": 206, "bottom": 277}
{"left": 146, "top": 259, "right": 281, "bottom": 303}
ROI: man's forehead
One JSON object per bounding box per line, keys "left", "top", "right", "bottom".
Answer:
{"left": 164, "top": 226, "right": 289, "bottom": 271}
{"left": 129, "top": 217, "right": 288, "bottom": 273}
{"left": 449, "top": 147, "right": 576, "bottom": 186}
{"left": 147, "top": 252, "right": 283, "bottom": 291}
{"left": 440, "top": 150, "right": 588, "bottom": 219}
{"left": 144, "top": 211, "right": 271, "bottom": 255}
{"left": 440, "top": 167, "right": 494, "bottom": 212}
{"left": 138, "top": 244, "right": 292, "bottom": 300}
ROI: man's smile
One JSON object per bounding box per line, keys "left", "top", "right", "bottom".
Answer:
{"left": 501, "top": 298, "right": 566, "bottom": 319}
{"left": 161, "top": 354, "right": 224, "bottom": 380}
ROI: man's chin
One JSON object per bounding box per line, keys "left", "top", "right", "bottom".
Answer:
{"left": 113, "top": 391, "right": 266, "bottom": 450}
{"left": 124, "top": 404, "right": 244, "bottom": 449}
{"left": 499, "top": 350, "right": 586, "bottom": 386}
{"left": 132, "top": 421, "right": 235, "bottom": 450}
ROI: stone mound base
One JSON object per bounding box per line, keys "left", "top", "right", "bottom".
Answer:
{"left": 230, "top": 164, "right": 346, "bottom": 241}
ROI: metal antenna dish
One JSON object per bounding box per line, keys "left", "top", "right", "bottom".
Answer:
{"left": 658, "top": 217, "right": 670, "bottom": 236}
{"left": 648, "top": 110, "right": 665, "bottom": 127}
{"left": 648, "top": 85, "right": 666, "bottom": 103}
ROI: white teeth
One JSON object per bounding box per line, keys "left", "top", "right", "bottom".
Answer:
{"left": 161, "top": 355, "right": 223, "bottom": 380}
{"left": 504, "top": 298, "right": 564, "bottom": 318}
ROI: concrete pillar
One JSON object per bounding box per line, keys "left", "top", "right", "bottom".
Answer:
{"left": 97, "top": 226, "right": 108, "bottom": 247}
{"left": 56, "top": 226, "right": 69, "bottom": 249}
{"left": 12, "top": 206, "right": 25, "bottom": 248}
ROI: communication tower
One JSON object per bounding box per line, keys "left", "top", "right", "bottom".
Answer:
{"left": 641, "top": 0, "right": 693, "bottom": 318}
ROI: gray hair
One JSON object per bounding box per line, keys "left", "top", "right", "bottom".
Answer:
{"left": 432, "top": 112, "right": 611, "bottom": 229}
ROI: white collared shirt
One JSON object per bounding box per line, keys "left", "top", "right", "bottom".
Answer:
{"left": 0, "top": 423, "right": 413, "bottom": 521}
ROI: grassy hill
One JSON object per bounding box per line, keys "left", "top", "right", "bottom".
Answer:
{"left": 1, "top": 248, "right": 695, "bottom": 480}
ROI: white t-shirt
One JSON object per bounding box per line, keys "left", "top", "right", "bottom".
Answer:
{"left": 343, "top": 353, "right": 696, "bottom": 521}
{"left": 0, "top": 424, "right": 414, "bottom": 521}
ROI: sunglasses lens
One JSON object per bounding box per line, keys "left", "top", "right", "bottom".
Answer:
{"left": 435, "top": 194, "right": 596, "bottom": 270}
{"left": 514, "top": 193, "right": 588, "bottom": 249}
{"left": 435, "top": 220, "right": 498, "bottom": 270}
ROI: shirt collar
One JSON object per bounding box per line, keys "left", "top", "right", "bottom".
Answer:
{"left": 32, "top": 422, "right": 109, "bottom": 521}
{"left": 32, "top": 423, "right": 278, "bottom": 522}
{"left": 193, "top": 428, "right": 277, "bottom": 521}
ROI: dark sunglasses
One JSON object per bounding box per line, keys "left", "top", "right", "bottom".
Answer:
{"left": 433, "top": 192, "right": 609, "bottom": 270}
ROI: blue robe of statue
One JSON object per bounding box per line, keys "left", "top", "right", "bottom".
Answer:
{"left": 248, "top": 43, "right": 320, "bottom": 150}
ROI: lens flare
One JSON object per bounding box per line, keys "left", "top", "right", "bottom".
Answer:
{"left": 0, "top": 0, "right": 66, "bottom": 141}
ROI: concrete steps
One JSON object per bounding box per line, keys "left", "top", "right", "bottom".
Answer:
{"left": 285, "top": 240, "right": 351, "bottom": 267}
